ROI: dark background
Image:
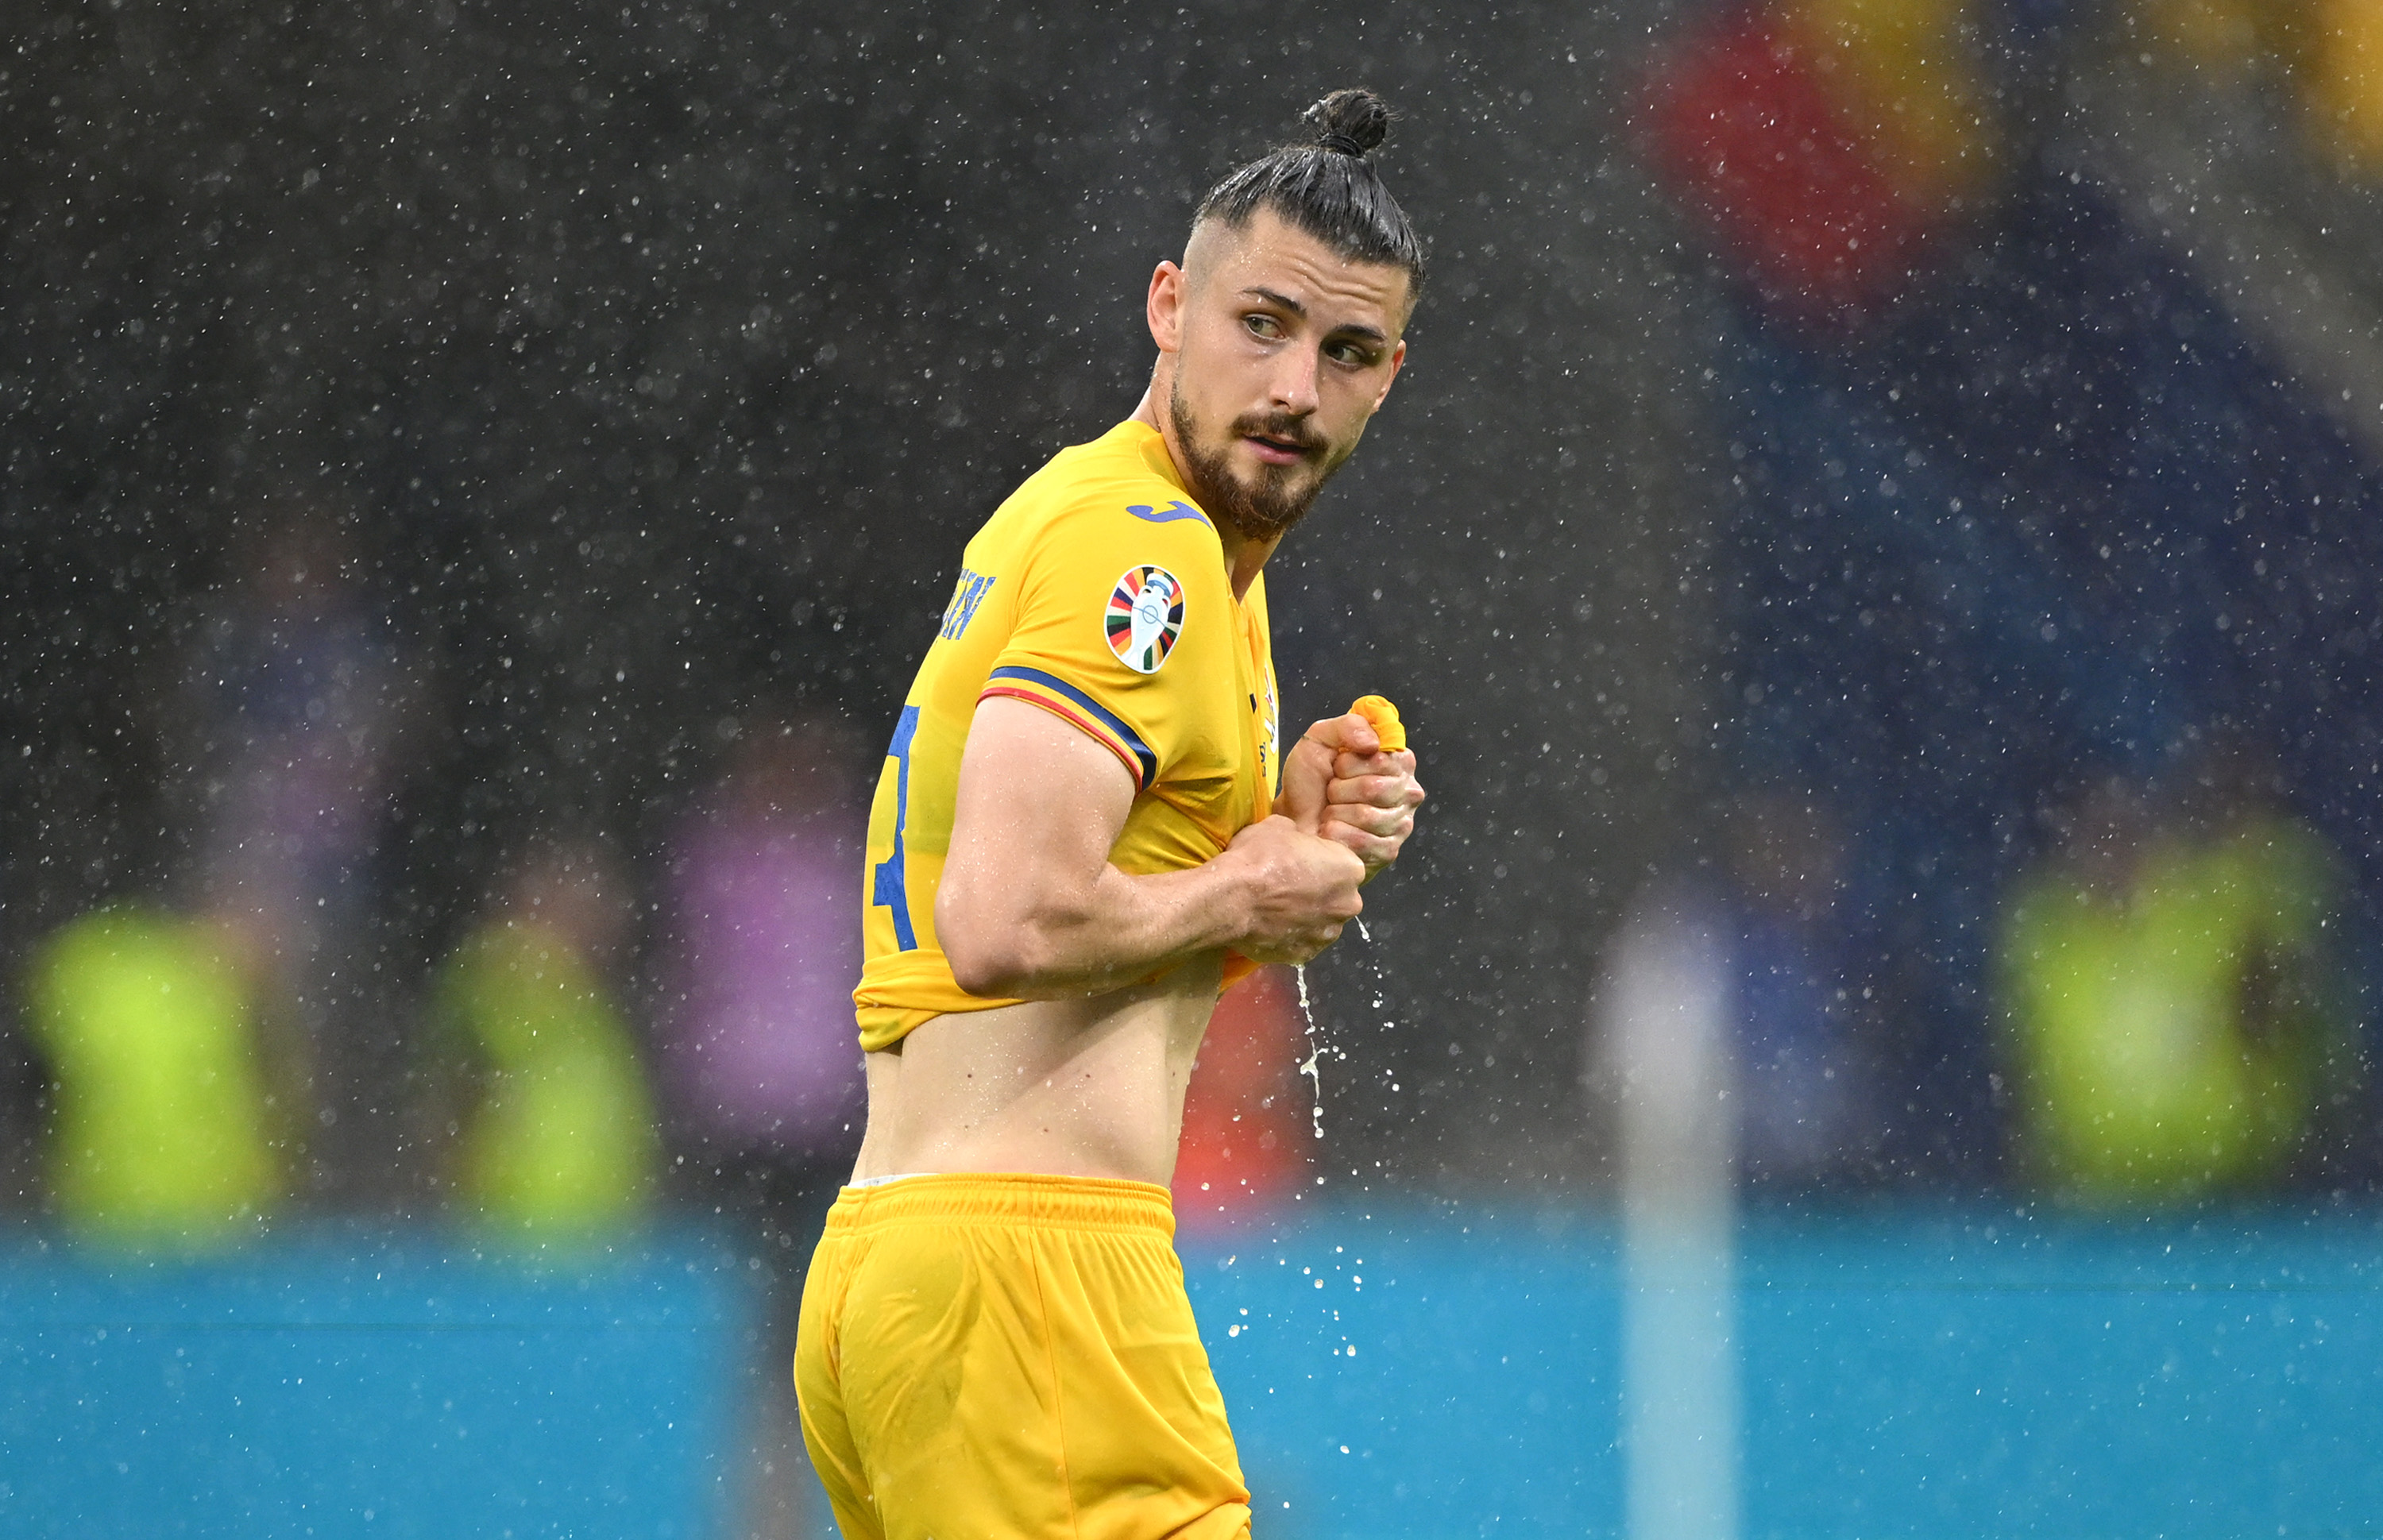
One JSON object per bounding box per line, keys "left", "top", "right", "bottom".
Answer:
{"left": 0, "top": 0, "right": 1718, "bottom": 1203}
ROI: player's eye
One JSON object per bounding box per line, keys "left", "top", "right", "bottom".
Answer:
{"left": 1327, "top": 341, "right": 1377, "bottom": 366}
{"left": 1243, "top": 313, "right": 1284, "bottom": 340}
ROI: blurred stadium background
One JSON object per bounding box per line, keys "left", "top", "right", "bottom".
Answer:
{"left": 6, "top": 0, "right": 2383, "bottom": 1534}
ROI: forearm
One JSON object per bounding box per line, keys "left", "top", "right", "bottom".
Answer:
{"left": 938, "top": 697, "right": 1362, "bottom": 997}
{"left": 944, "top": 852, "right": 1253, "bottom": 999}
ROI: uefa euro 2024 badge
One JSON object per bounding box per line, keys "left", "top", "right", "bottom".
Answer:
{"left": 1107, "top": 565, "right": 1184, "bottom": 674}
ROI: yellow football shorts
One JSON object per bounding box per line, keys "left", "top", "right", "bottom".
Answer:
{"left": 794, "top": 1172, "right": 1253, "bottom": 1540}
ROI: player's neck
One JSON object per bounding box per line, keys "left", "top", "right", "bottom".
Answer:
{"left": 1210, "top": 519, "right": 1279, "bottom": 601}
{"left": 1128, "top": 386, "right": 1277, "bottom": 600}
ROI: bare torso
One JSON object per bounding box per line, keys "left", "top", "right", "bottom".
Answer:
{"left": 850, "top": 953, "right": 1227, "bottom": 1184}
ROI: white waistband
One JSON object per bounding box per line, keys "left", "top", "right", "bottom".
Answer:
{"left": 848, "top": 1171, "right": 939, "bottom": 1189}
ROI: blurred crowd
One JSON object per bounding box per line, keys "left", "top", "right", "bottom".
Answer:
{"left": 1600, "top": 0, "right": 2383, "bottom": 1202}
{"left": 6, "top": 488, "right": 841, "bottom": 1247}
{"left": 1597, "top": 763, "right": 2362, "bottom": 1206}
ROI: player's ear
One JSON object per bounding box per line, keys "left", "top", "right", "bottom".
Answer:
{"left": 1147, "top": 261, "right": 1186, "bottom": 354}
{"left": 1369, "top": 338, "right": 1407, "bottom": 413}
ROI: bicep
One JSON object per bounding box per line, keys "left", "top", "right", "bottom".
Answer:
{"left": 941, "top": 694, "right": 1137, "bottom": 921}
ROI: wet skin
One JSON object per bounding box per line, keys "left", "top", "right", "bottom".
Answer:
{"left": 852, "top": 210, "right": 1427, "bottom": 1186}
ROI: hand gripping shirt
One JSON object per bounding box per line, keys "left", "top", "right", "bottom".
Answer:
{"left": 852, "top": 420, "right": 1281, "bottom": 1052}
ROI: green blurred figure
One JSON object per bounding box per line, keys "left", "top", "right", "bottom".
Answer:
{"left": 431, "top": 839, "right": 658, "bottom": 1237}
{"left": 2000, "top": 766, "right": 2354, "bottom": 1202}
{"left": 27, "top": 909, "right": 284, "bottom": 1245}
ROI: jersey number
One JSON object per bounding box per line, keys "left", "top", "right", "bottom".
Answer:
{"left": 871, "top": 706, "right": 921, "bottom": 951}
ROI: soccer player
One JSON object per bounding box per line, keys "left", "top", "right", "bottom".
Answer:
{"left": 795, "top": 88, "right": 1429, "bottom": 1539}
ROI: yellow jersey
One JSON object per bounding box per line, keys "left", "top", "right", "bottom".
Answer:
{"left": 852, "top": 420, "right": 1282, "bottom": 1052}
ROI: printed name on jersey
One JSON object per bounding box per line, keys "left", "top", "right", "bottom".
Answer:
{"left": 1259, "top": 667, "right": 1280, "bottom": 786}
{"left": 939, "top": 567, "right": 997, "bottom": 640}
{"left": 1105, "top": 565, "right": 1185, "bottom": 674}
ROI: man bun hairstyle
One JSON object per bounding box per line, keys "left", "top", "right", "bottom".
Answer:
{"left": 1304, "top": 87, "right": 1391, "bottom": 157}
{"left": 1195, "top": 87, "right": 1427, "bottom": 295}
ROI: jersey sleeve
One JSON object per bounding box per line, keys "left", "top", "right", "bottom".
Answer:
{"left": 980, "top": 496, "right": 1225, "bottom": 792}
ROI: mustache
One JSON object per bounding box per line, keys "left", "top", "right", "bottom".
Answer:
{"left": 1231, "top": 412, "right": 1324, "bottom": 456}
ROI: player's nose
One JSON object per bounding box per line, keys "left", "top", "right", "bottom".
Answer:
{"left": 1267, "top": 347, "right": 1322, "bottom": 416}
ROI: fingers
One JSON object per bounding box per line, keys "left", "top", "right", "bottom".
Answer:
{"left": 1242, "top": 921, "right": 1347, "bottom": 967}
{"left": 1284, "top": 921, "right": 1347, "bottom": 963}
{"left": 1229, "top": 812, "right": 1366, "bottom": 897}
{"left": 1277, "top": 733, "right": 1334, "bottom": 833}
{"left": 1302, "top": 829, "right": 1371, "bottom": 899}
{"left": 1300, "top": 712, "right": 1381, "bottom": 759}
{"left": 1280, "top": 718, "right": 1420, "bottom": 887}
{"left": 1329, "top": 744, "right": 1416, "bottom": 785}
{"left": 1318, "top": 814, "right": 1408, "bottom": 867}
{"left": 1226, "top": 811, "right": 1369, "bottom": 963}
{"left": 1322, "top": 801, "right": 1414, "bottom": 840}
{"left": 1322, "top": 757, "right": 1422, "bottom": 863}
{"left": 1318, "top": 770, "right": 1418, "bottom": 870}
{"left": 1324, "top": 769, "right": 1425, "bottom": 809}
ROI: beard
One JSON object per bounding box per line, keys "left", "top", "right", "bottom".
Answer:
{"left": 1168, "top": 380, "right": 1350, "bottom": 543}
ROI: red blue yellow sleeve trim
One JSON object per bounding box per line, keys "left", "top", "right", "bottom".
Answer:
{"left": 981, "top": 665, "right": 1158, "bottom": 788}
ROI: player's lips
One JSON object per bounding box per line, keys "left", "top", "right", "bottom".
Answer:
{"left": 1242, "top": 433, "right": 1314, "bottom": 465}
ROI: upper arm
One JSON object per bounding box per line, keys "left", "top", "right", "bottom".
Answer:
{"left": 936, "top": 693, "right": 1137, "bottom": 976}
{"left": 933, "top": 490, "right": 1220, "bottom": 988}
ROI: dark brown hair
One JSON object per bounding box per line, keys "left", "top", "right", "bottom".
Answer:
{"left": 1194, "top": 88, "right": 1427, "bottom": 295}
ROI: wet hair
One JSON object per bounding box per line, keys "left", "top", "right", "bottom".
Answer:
{"left": 1194, "top": 88, "right": 1427, "bottom": 296}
